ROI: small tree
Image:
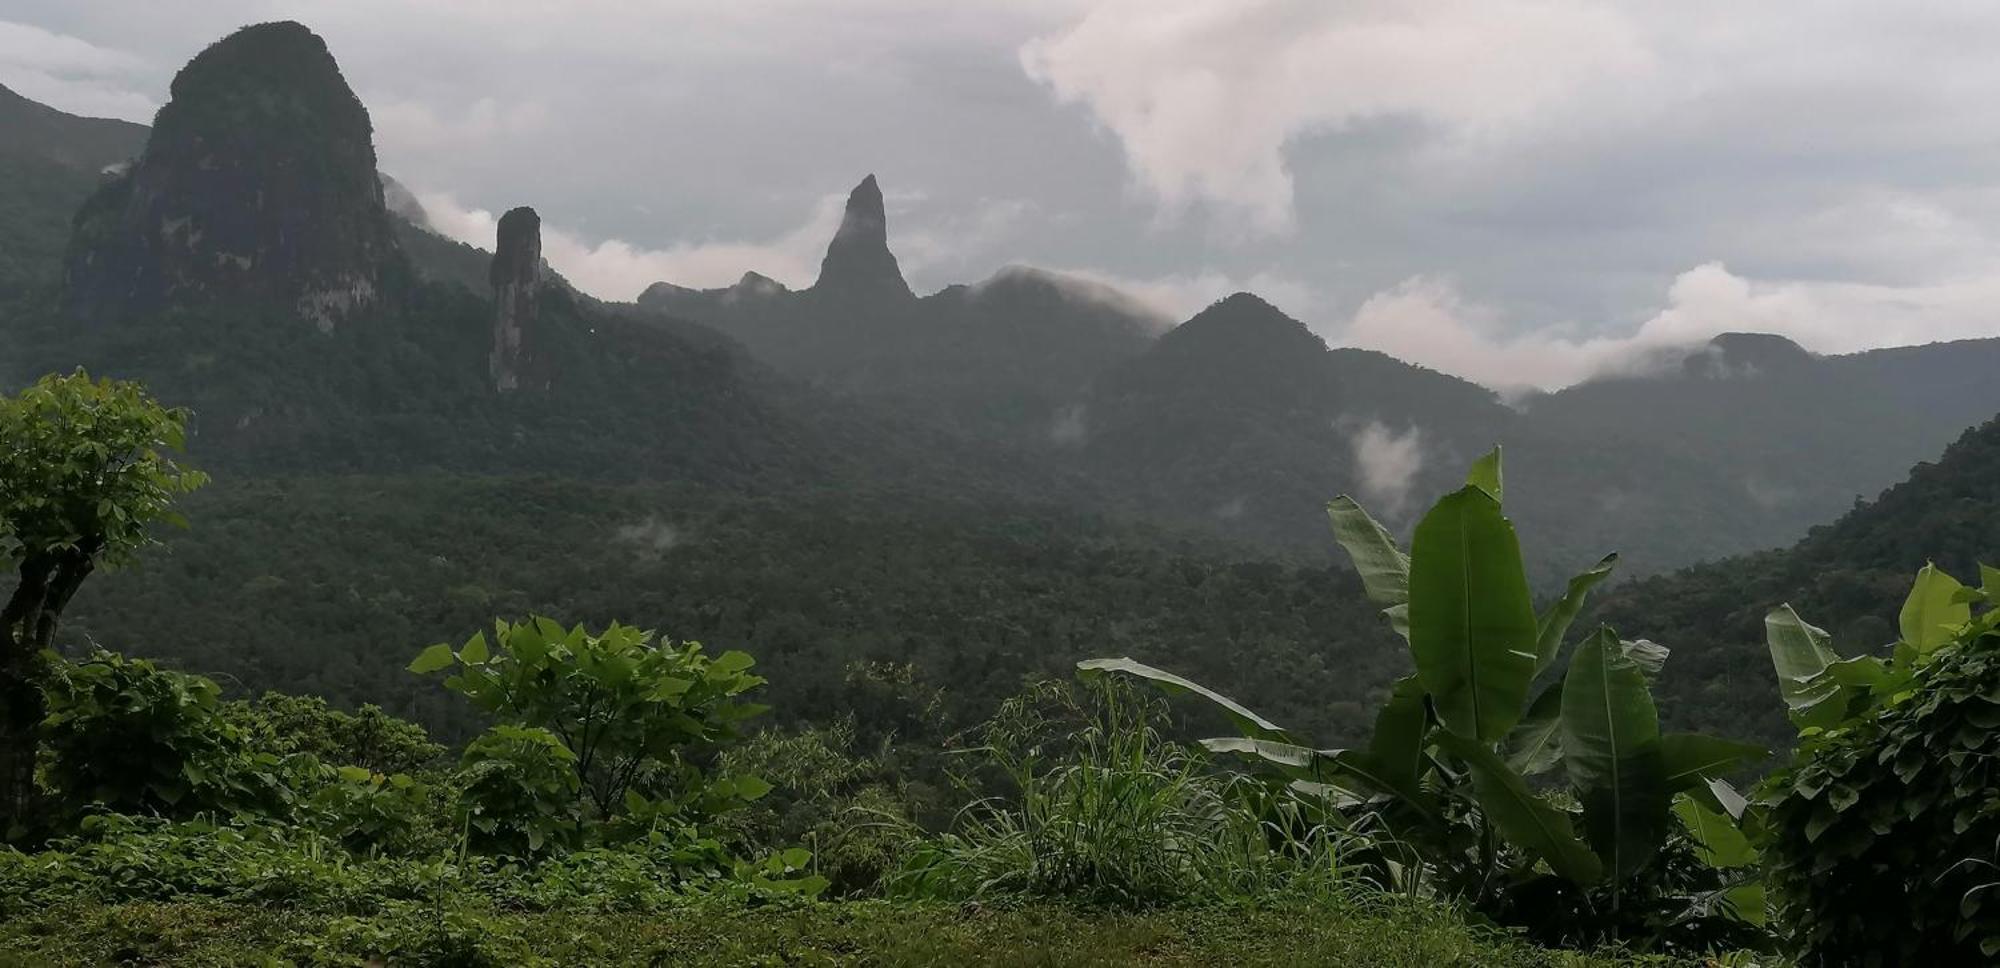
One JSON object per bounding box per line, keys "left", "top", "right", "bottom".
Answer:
{"left": 410, "top": 617, "right": 772, "bottom": 839}
{"left": 0, "top": 370, "right": 206, "bottom": 825}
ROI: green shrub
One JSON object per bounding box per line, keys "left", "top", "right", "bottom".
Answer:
{"left": 0, "top": 814, "right": 441, "bottom": 917}
{"left": 37, "top": 651, "right": 290, "bottom": 825}
{"left": 227, "top": 692, "right": 445, "bottom": 776}
{"left": 1761, "top": 565, "right": 2000, "bottom": 964}
{"left": 410, "top": 617, "right": 770, "bottom": 820}
{"left": 894, "top": 679, "right": 1366, "bottom": 906}
{"left": 1085, "top": 450, "right": 1767, "bottom": 951}
{"left": 456, "top": 724, "right": 583, "bottom": 857}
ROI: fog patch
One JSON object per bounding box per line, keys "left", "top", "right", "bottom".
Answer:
{"left": 1743, "top": 477, "right": 1795, "bottom": 509}
{"left": 614, "top": 516, "right": 682, "bottom": 560}
{"left": 1345, "top": 419, "right": 1426, "bottom": 516}
{"left": 1049, "top": 404, "right": 1089, "bottom": 446}
{"left": 1215, "top": 496, "right": 1247, "bottom": 520}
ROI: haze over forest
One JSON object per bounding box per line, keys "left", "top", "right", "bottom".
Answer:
{"left": 2, "top": 7, "right": 1998, "bottom": 965}
{"left": 16, "top": 3, "right": 2000, "bottom": 393}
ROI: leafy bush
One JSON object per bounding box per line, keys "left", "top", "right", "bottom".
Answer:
{"left": 1, "top": 370, "right": 206, "bottom": 825}
{"left": 893, "top": 679, "right": 1366, "bottom": 905}
{"left": 1085, "top": 450, "right": 1767, "bottom": 951}
{"left": 226, "top": 692, "right": 445, "bottom": 776}
{"left": 410, "top": 617, "right": 769, "bottom": 819}
{"left": 1761, "top": 564, "right": 2000, "bottom": 964}
{"left": 37, "top": 651, "right": 290, "bottom": 825}
{"left": 298, "top": 765, "right": 448, "bottom": 857}
{"left": 0, "top": 814, "right": 441, "bottom": 917}
{"left": 456, "top": 724, "right": 583, "bottom": 857}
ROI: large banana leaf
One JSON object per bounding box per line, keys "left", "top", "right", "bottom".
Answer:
{"left": 1533, "top": 553, "right": 1618, "bottom": 676}
{"left": 1077, "top": 657, "right": 1287, "bottom": 740}
{"left": 1202, "top": 737, "right": 1433, "bottom": 815}
{"left": 1465, "top": 447, "right": 1504, "bottom": 501}
{"left": 1561, "top": 629, "right": 1669, "bottom": 885}
{"left": 1327, "top": 496, "right": 1410, "bottom": 607}
{"left": 1672, "top": 795, "right": 1756, "bottom": 869}
{"left": 1435, "top": 733, "right": 1602, "bottom": 883}
{"left": 1659, "top": 734, "right": 1766, "bottom": 791}
{"left": 1898, "top": 562, "right": 1969, "bottom": 654}
{"left": 1367, "top": 675, "right": 1429, "bottom": 788}
{"left": 1501, "top": 682, "right": 1564, "bottom": 776}
{"left": 1408, "top": 485, "right": 1539, "bottom": 741}
{"left": 1618, "top": 638, "right": 1669, "bottom": 680}
{"left": 1764, "top": 605, "right": 1843, "bottom": 729}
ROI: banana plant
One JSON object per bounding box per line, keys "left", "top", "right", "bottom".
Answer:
{"left": 1766, "top": 562, "right": 1998, "bottom": 733}
{"left": 1082, "top": 448, "right": 1766, "bottom": 931}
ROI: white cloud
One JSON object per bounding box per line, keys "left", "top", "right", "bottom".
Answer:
{"left": 1334, "top": 262, "right": 2000, "bottom": 393}
{"left": 1345, "top": 419, "right": 1426, "bottom": 515}
{"left": 0, "top": 19, "right": 154, "bottom": 120}
{"left": 1022, "top": 0, "right": 1651, "bottom": 234}
{"left": 1032, "top": 266, "right": 1323, "bottom": 322}
{"left": 370, "top": 96, "right": 553, "bottom": 155}
{"left": 418, "top": 190, "right": 845, "bottom": 300}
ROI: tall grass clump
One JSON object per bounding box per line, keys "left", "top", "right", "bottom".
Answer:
{"left": 890, "top": 679, "right": 1372, "bottom": 905}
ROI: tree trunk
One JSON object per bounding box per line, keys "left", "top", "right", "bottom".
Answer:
{"left": 0, "top": 554, "right": 55, "bottom": 832}
{"left": 0, "top": 538, "right": 101, "bottom": 836}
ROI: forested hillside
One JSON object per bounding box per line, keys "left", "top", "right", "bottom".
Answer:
{"left": 1595, "top": 415, "right": 2000, "bottom": 747}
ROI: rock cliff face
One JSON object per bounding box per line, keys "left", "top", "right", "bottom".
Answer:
{"left": 489, "top": 207, "right": 544, "bottom": 392}
{"left": 61, "top": 21, "right": 397, "bottom": 331}
{"left": 811, "top": 174, "right": 911, "bottom": 302}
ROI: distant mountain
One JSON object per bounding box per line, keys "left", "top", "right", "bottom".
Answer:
{"left": 9, "top": 20, "right": 2000, "bottom": 586}
{"left": 1071, "top": 292, "right": 1513, "bottom": 551}
{"left": 1518, "top": 331, "right": 2000, "bottom": 571}
{"left": 10, "top": 21, "right": 1019, "bottom": 500}
{"left": 1593, "top": 414, "right": 2000, "bottom": 748}
{"left": 637, "top": 176, "right": 1160, "bottom": 440}
{"left": 0, "top": 82, "right": 146, "bottom": 297}
{"left": 63, "top": 22, "right": 398, "bottom": 330}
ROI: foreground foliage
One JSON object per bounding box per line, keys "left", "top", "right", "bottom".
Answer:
{"left": 0, "top": 897, "right": 1682, "bottom": 967}
{"left": 1, "top": 370, "right": 205, "bottom": 828}
{"left": 1761, "top": 563, "right": 2000, "bottom": 964}
{"left": 1086, "top": 450, "right": 1766, "bottom": 952}
{"left": 895, "top": 680, "right": 1365, "bottom": 905}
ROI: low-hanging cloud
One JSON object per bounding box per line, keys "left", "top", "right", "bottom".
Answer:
{"left": 418, "top": 190, "right": 845, "bottom": 300}
{"left": 1345, "top": 419, "right": 1426, "bottom": 516}
{"left": 0, "top": 19, "right": 155, "bottom": 121}
{"left": 1334, "top": 261, "right": 2000, "bottom": 394}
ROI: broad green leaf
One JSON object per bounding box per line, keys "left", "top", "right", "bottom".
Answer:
{"left": 1823, "top": 655, "right": 1889, "bottom": 689}
{"left": 1562, "top": 629, "right": 1670, "bottom": 884}
{"left": 1502, "top": 682, "right": 1564, "bottom": 776}
{"left": 1408, "top": 485, "right": 1539, "bottom": 741}
{"left": 1078, "top": 657, "right": 1287, "bottom": 740}
{"left": 1326, "top": 496, "right": 1410, "bottom": 606}
{"left": 408, "top": 643, "right": 456, "bottom": 674}
{"left": 1899, "top": 562, "right": 1970, "bottom": 653}
{"left": 1703, "top": 778, "right": 1749, "bottom": 820}
{"left": 459, "top": 631, "right": 490, "bottom": 665}
{"left": 1673, "top": 795, "right": 1757, "bottom": 868}
{"left": 1766, "top": 605, "right": 1841, "bottom": 721}
{"left": 1465, "top": 447, "right": 1503, "bottom": 502}
{"left": 1533, "top": 554, "right": 1619, "bottom": 676}
{"left": 1367, "top": 675, "right": 1428, "bottom": 788}
{"left": 733, "top": 775, "right": 774, "bottom": 801}
{"left": 1205, "top": 738, "right": 1434, "bottom": 816}
{"left": 1383, "top": 603, "right": 1410, "bottom": 640}
{"left": 1619, "top": 639, "right": 1669, "bottom": 680}
{"left": 1436, "top": 732, "right": 1602, "bottom": 883}
{"left": 1659, "top": 734, "right": 1766, "bottom": 791}
{"left": 1982, "top": 564, "right": 2000, "bottom": 596}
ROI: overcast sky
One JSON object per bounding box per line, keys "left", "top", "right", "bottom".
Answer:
{"left": 10, "top": 1, "right": 2000, "bottom": 391}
